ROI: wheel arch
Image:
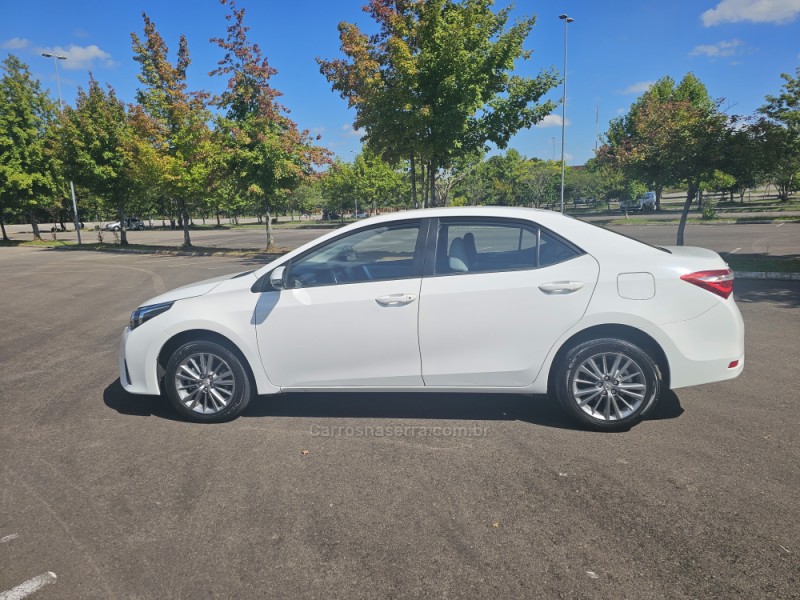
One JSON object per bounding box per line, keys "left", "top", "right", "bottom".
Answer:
{"left": 158, "top": 329, "right": 258, "bottom": 390}
{"left": 546, "top": 323, "right": 671, "bottom": 395}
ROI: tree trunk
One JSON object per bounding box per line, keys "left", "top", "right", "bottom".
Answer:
{"left": 27, "top": 210, "right": 42, "bottom": 241}
{"left": 655, "top": 185, "right": 663, "bottom": 211}
{"left": 410, "top": 155, "right": 417, "bottom": 209}
{"left": 420, "top": 163, "right": 427, "bottom": 209}
{"left": 216, "top": 208, "right": 221, "bottom": 227}
{"left": 117, "top": 204, "right": 129, "bottom": 246}
{"left": 264, "top": 199, "right": 273, "bottom": 249}
{"left": 676, "top": 183, "right": 698, "bottom": 246}
{"left": 178, "top": 199, "right": 191, "bottom": 247}
{"left": 0, "top": 211, "right": 7, "bottom": 242}
{"left": 429, "top": 162, "right": 436, "bottom": 208}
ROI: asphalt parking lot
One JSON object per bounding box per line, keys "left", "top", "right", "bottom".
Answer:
{"left": 1, "top": 247, "right": 798, "bottom": 599}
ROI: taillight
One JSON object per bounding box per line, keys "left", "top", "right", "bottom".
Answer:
{"left": 680, "top": 269, "right": 734, "bottom": 299}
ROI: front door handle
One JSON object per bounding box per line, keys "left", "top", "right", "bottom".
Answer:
{"left": 375, "top": 293, "right": 417, "bottom": 306}
{"left": 538, "top": 281, "right": 584, "bottom": 294}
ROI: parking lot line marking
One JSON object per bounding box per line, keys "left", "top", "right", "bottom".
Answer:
{"left": 776, "top": 223, "right": 784, "bottom": 227}
{"left": 0, "top": 572, "right": 57, "bottom": 600}
{"left": 730, "top": 248, "right": 741, "bottom": 254}
{"left": 0, "top": 534, "right": 18, "bottom": 543}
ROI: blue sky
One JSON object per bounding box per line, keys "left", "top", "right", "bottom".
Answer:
{"left": 2, "top": 0, "right": 799, "bottom": 165}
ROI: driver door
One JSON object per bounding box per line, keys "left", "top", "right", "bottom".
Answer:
{"left": 255, "top": 220, "right": 426, "bottom": 388}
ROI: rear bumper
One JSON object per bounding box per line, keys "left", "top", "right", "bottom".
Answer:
{"left": 661, "top": 299, "right": 745, "bottom": 389}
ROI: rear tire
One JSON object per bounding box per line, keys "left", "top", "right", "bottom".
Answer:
{"left": 164, "top": 340, "right": 252, "bottom": 423}
{"left": 555, "top": 338, "right": 661, "bottom": 431}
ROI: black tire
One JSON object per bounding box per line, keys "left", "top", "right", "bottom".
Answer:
{"left": 555, "top": 338, "right": 661, "bottom": 431}
{"left": 164, "top": 340, "right": 252, "bottom": 423}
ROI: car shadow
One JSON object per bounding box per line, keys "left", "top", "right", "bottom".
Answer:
{"left": 104, "top": 379, "right": 683, "bottom": 430}
{"left": 733, "top": 278, "right": 800, "bottom": 309}
{"left": 103, "top": 379, "right": 183, "bottom": 421}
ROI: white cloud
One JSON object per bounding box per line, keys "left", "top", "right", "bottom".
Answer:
{"left": 341, "top": 123, "right": 365, "bottom": 138}
{"left": 36, "top": 44, "right": 113, "bottom": 70}
{"left": 622, "top": 81, "right": 655, "bottom": 95}
{"left": 536, "top": 114, "right": 570, "bottom": 127}
{"left": 2, "top": 37, "right": 30, "bottom": 49}
{"left": 690, "top": 39, "right": 743, "bottom": 57}
{"left": 702, "top": 0, "right": 800, "bottom": 26}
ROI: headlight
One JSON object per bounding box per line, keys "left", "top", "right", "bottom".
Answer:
{"left": 130, "top": 301, "right": 174, "bottom": 330}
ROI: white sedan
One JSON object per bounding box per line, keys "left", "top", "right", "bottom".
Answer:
{"left": 120, "top": 207, "right": 744, "bottom": 431}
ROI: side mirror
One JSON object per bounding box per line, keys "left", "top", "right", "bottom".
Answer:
{"left": 270, "top": 265, "right": 287, "bottom": 289}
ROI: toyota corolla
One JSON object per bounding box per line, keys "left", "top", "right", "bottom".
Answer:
{"left": 120, "top": 207, "right": 744, "bottom": 431}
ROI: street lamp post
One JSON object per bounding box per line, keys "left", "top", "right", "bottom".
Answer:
{"left": 558, "top": 14, "right": 574, "bottom": 215}
{"left": 42, "top": 52, "right": 81, "bottom": 244}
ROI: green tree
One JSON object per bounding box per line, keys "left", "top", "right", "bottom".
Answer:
{"left": 599, "top": 73, "right": 726, "bottom": 244}
{"left": 59, "top": 77, "right": 139, "bottom": 244}
{"left": 320, "top": 152, "right": 407, "bottom": 216}
{"left": 352, "top": 150, "right": 408, "bottom": 212}
{"left": 719, "top": 121, "right": 763, "bottom": 202}
{"left": 0, "top": 55, "right": 59, "bottom": 240}
{"left": 211, "top": 0, "right": 329, "bottom": 248}
{"left": 520, "top": 159, "right": 561, "bottom": 208}
{"left": 132, "top": 13, "right": 212, "bottom": 247}
{"left": 758, "top": 67, "right": 800, "bottom": 201}
{"left": 318, "top": 0, "right": 558, "bottom": 206}
{"left": 286, "top": 183, "right": 323, "bottom": 219}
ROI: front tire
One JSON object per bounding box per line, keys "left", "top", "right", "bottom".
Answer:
{"left": 555, "top": 338, "right": 661, "bottom": 431}
{"left": 164, "top": 341, "right": 252, "bottom": 423}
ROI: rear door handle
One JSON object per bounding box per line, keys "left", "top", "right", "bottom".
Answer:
{"left": 538, "top": 281, "right": 584, "bottom": 294}
{"left": 375, "top": 293, "right": 417, "bottom": 306}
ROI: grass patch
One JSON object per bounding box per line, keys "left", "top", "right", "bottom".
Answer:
{"left": 19, "top": 239, "right": 76, "bottom": 248}
{"left": 589, "top": 216, "right": 800, "bottom": 226}
{"left": 13, "top": 240, "right": 290, "bottom": 258}
{"left": 724, "top": 255, "right": 800, "bottom": 273}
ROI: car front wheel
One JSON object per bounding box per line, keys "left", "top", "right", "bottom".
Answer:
{"left": 555, "top": 338, "right": 661, "bottom": 431}
{"left": 164, "top": 340, "right": 252, "bottom": 423}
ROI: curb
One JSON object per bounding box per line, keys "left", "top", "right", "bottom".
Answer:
{"left": 734, "top": 271, "right": 800, "bottom": 281}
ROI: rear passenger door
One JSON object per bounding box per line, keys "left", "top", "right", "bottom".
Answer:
{"left": 418, "top": 217, "right": 599, "bottom": 387}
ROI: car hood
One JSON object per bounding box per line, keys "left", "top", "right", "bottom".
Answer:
{"left": 140, "top": 270, "right": 254, "bottom": 306}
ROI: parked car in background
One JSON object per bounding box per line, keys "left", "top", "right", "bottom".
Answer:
{"left": 352, "top": 211, "right": 369, "bottom": 219}
{"left": 620, "top": 192, "right": 656, "bottom": 212}
{"left": 106, "top": 217, "right": 145, "bottom": 231}
{"left": 120, "top": 207, "right": 744, "bottom": 431}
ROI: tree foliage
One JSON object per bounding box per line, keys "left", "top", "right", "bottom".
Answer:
{"left": 131, "top": 13, "right": 212, "bottom": 246}
{"left": 321, "top": 151, "right": 408, "bottom": 215}
{"left": 0, "top": 55, "right": 59, "bottom": 240}
{"left": 758, "top": 67, "right": 800, "bottom": 200}
{"left": 210, "top": 0, "right": 329, "bottom": 248}
{"left": 599, "top": 73, "right": 726, "bottom": 244}
{"left": 318, "top": 0, "right": 558, "bottom": 206}
{"left": 59, "top": 77, "right": 139, "bottom": 243}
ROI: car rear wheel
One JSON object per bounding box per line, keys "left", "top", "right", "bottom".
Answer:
{"left": 164, "top": 340, "right": 252, "bottom": 423}
{"left": 555, "top": 338, "right": 660, "bottom": 431}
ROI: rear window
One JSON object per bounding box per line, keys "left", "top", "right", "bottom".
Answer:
{"left": 434, "top": 220, "right": 582, "bottom": 275}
